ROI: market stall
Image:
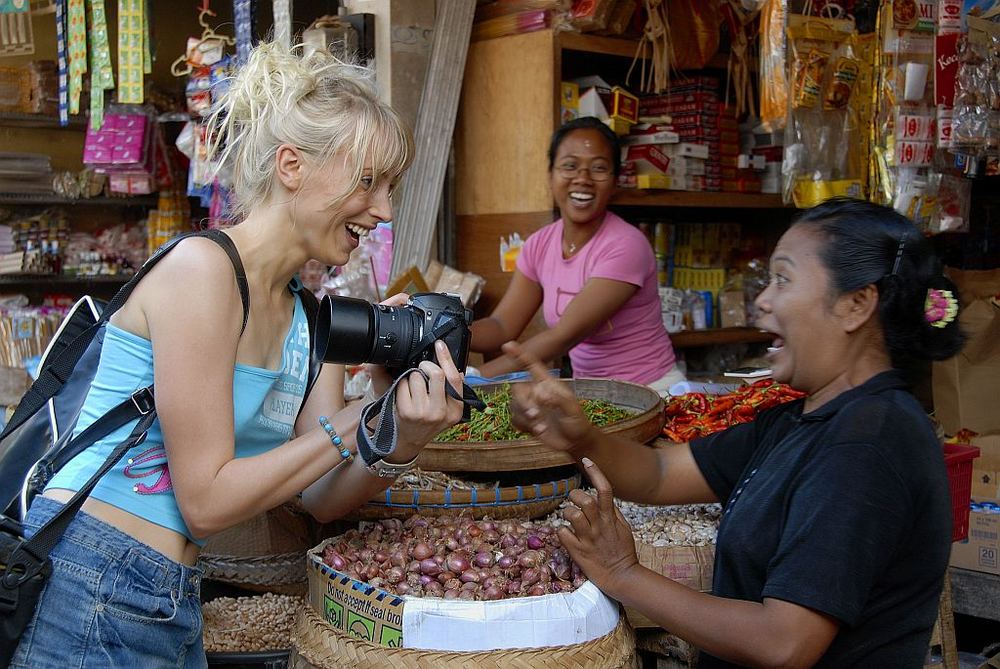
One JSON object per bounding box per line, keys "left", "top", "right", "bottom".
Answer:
{"left": 0, "top": 1, "right": 998, "bottom": 668}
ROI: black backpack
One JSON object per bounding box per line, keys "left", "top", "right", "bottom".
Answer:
{"left": 0, "top": 228, "right": 320, "bottom": 519}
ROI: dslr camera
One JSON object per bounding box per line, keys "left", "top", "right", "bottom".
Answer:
{"left": 314, "top": 292, "right": 473, "bottom": 377}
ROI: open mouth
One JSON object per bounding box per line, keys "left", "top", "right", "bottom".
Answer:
{"left": 568, "top": 192, "right": 594, "bottom": 205}
{"left": 346, "top": 222, "right": 369, "bottom": 242}
{"left": 766, "top": 335, "right": 785, "bottom": 355}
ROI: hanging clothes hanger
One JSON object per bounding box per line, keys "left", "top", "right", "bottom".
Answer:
{"left": 171, "top": 5, "right": 235, "bottom": 77}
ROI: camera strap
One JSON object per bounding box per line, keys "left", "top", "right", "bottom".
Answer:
{"left": 356, "top": 370, "right": 485, "bottom": 467}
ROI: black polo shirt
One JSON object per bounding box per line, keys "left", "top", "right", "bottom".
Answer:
{"left": 690, "top": 371, "right": 951, "bottom": 668}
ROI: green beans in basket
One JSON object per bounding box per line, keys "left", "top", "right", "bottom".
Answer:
{"left": 435, "top": 384, "right": 635, "bottom": 442}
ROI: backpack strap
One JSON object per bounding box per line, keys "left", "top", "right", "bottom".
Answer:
{"left": 290, "top": 279, "right": 321, "bottom": 406}
{"left": 0, "top": 230, "right": 249, "bottom": 442}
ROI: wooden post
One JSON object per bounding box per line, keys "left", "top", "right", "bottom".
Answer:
{"left": 388, "top": 0, "right": 476, "bottom": 282}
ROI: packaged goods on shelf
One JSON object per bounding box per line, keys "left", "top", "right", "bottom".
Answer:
{"left": 560, "top": 80, "right": 579, "bottom": 123}
{"left": 472, "top": 8, "right": 557, "bottom": 41}
{"left": 783, "top": 15, "right": 870, "bottom": 207}
{"left": 625, "top": 144, "right": 671, "bottom": 174}
{"left": 622, "top": 123, "right": 680, "bottom": 146}
{"left": 569, "top": 0, "right": 617, "bottom": 32}
{"left": 0, "top": 152, "right": 53, "bottom": 195}
{"left": 950, "top": 500, "right": 1000, "bottom": 575}
{"left": 0, "top": 304, "right": 67, "bottom": 373}
{"left": 659, "top": 286, "right": 685, "bottom": 333}
{"left": 573, "top": 75, "right": 639, "bottom": 133}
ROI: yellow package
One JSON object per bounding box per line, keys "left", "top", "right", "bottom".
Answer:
{"left": 823, "top": 56, "right": 861, "bottom": 110}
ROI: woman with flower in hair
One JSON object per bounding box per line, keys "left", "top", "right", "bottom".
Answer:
{"left": 11, "top": 42, "right": 465, "bottom": 668}
{"left": 506, "top": 197, "right": 965, "bottom": 668}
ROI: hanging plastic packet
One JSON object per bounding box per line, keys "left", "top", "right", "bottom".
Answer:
{"left": 783, "top": 15, "right": 866, "bottom": 207}
{"left": 758, "top": 0, "right": 788, "bottom": 131}
{"left": 929, "top": 173, "right": 971, "bottom": 233}
{"left": 823, "top": 54, "right": 862, "bottom": 110}
{"left": 185, "top": 65, "right": 213, "bottom": 118}
{"left": 793, "top": 49, "right": 830, "bottom": 109}
{"left": 185, "top": 34, "right": 225, "bottom": 67}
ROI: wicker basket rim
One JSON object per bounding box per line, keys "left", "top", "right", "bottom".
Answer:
{"left": 429, "top": 378, "right": 662, "bottom": 447}
{"left": 372, "top": 472, "right": 581, "bottom": 507}
{"left": 199, "top": 551, "right": 307, "bottom": 586}
{"left": 292, "top": 605, "right": 637, "bottom": 667}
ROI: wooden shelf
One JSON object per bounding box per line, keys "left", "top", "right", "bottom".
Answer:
{"left": 0, "top": 193, "right": 158, "bottom": 207}
{"left": 612, "top": 190, "right": 789, "bottom": 209}
{"left": 557, "top": 32, "right": 732, "bottom": 69}
{"left": 670, "top": 327, "right": 773, "bottom": 349}
{"left": 0, "top": 112, "right": 86, "bottom": 129}
{"left": 0, "top": 274, "right": 133, "bottom": 286}
{"left": 558, "top": 32, "right": 641, "bottom": 59}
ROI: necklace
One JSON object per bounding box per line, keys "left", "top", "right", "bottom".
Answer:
{"left": 567, "top": 241, "right": 577, "bottom": 255}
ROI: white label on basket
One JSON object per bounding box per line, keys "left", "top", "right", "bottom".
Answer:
{"left": 400, "top": 580, "right": 618, "bottom": 651}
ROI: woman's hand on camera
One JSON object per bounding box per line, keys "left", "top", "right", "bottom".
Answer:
{"left": 389, "top": 340, "right": 465, "bottom": 463}
{"left": 503, "top": 341, "right": 595, "bottom": 455}
{"left": 365, "top": 293, "right": 409, "bottom": 397}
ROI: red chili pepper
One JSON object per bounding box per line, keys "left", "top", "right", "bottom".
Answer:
{"left": 707, "top": 398, "right": 736, "bottom": 417}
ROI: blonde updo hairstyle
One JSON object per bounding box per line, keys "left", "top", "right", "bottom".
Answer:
{"left": 206, "top": 41, "right": 414, "bottom": 221}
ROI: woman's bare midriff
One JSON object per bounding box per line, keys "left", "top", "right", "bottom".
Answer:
{"left": 44, "top": 489, "right": 200, "bottom": 566}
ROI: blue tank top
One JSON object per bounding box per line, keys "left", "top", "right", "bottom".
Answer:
{"left": 45, "top": 291, "right": 311, "bottom": 545}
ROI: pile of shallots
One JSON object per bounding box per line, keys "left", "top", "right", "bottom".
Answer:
{"left": 321, "top": 515, "right": 586, "bottom": 601}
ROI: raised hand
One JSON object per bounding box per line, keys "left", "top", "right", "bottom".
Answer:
{"left": 558, "top": 458, "right": 640, "bottom": 599}
{"left": 502, "top": 341, "right": 595, "bottom": 454}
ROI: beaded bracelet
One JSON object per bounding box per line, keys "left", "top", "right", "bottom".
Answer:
{"left": 318, "top": 416, "right": 353, "bottom": 463}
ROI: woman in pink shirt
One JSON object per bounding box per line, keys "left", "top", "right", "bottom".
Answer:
{"left": 471, "top": 117, "right": 683, "bottom": 393}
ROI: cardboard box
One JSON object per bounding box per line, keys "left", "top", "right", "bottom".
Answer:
{"left": 635, "top": 543, "right": 715, "bottom": 593}
{"left": 636, "top": 173, "right": 675, "bottom": 190}
{"left": 950, "top": 499, "right": 1000, "bottom": 575}
{"left": 624, "top": 144, "right": 671, "bottom": 175}
{"left": 971, "top": 434, "right": 1000, "bottom": 500}
{"left": 661, "top": 143, "right": 710, "bottom": 160}
{"left": 933, "top": 273, "right": 1000, "bottom": 436}
{"left": 610, "top": 85, "right": 639, "bottom": 123}
{"left": 623, "top": 124, "right": 680, "bottom": 146}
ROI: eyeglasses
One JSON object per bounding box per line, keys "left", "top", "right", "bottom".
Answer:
{"left": 554, "top": 162, "right": 613, "bottom": 182}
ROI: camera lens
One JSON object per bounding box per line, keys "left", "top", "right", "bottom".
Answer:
{"left": 314, "top": 295, "right": 377, "bottom": 364}
{"left": 314, "top": 295, "right": 420, "bottom": 370}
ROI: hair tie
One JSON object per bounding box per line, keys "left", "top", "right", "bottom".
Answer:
{"left": 924, "top": 288, "right": 958, "bottom": 328}
{"left": 891, "top": 233, "right": 908, "bottom": 276}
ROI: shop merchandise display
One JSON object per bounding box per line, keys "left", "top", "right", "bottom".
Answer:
{"left": 0, "top": 1, "right": 997, "bottom": 665}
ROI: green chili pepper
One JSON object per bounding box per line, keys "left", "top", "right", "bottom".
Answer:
{"left": 435, "top": 384, "right": 634, "bottom": 443}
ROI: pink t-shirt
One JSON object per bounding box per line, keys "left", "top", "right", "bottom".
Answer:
{"left": 516, "top": 212, "right": 676, "bottom": 384}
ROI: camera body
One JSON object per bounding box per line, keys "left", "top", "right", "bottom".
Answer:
{"left": 314, "top": 292, "right": 473, "bottom": 377}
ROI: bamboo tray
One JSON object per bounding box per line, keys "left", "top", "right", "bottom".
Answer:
{"left": 415, "top": 378, "right": 664, "bottom": 472}
{"left": 347, "top": 470, "right": 582, "bottom": 521}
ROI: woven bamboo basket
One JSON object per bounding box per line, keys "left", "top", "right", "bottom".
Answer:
{"left": 418, "top": 378, "right": 664, "bottom": 472}
{"left": 288, "top": 605, "right": 639, "bottom": 669}
{"left": 346, "top": 471, "right": 582, "bottom": 521}
{"left": 199, "top": 502, "right": 314, "bottom": 595}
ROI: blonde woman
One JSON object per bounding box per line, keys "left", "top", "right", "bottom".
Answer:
{"left": 11, "top": 43, "right": 465, "bottom": 668}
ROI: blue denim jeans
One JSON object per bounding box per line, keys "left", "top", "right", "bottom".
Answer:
{"left": 10, "top": 496, "right": 207, "bottom": 669}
